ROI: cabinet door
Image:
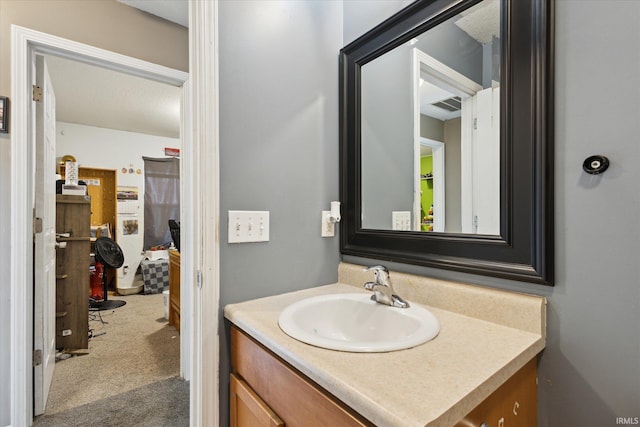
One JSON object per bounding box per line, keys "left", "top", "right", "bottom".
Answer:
{"left": 230, "top": 373, "right": 284, "bottom": 427}
{"left": 455, "top": 358, "right": 537, "bottom": 427}
{"left": 497, "top": 358, "right": 537, "bottom": 426}
{"left": 231, "top": 327, "right": 373, "bottom": 427}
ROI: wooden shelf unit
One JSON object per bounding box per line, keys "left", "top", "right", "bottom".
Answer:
{"left": 55, "top": 194, "right": 91, "bottom": 351}
{"left": 60, "top": 165, "right": 117, "bottom": 289}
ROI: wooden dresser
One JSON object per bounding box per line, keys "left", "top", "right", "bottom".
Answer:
{"left": 168, "top": 249, "right": 181, "bottom": 333}
{"left": 55, "top": 194, "right": 91, "bottom": 351}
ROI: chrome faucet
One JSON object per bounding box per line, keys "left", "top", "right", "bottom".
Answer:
{"left": 363, "top": 265, "right": 410, "bottom": 308}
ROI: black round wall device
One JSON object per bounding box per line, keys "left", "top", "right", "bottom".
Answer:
{"left": 583, "top": 155, "right": 609, "bottom": 175}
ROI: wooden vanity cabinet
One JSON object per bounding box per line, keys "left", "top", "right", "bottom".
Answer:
{"left": 230, "top": 326, "right": 373, "bottom": 427}
{"left": 230, "top": 326, "right": 537, "bottom": 427}
{"left": 454, "top": 358, "right": 537, "bottom": 427}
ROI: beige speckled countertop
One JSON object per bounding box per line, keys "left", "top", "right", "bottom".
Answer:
{"left": 224, "top": 263, "right": 546, "bottom": 427}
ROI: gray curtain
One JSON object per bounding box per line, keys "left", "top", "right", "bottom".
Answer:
{"left": 143, "top": 157, "right": 180, "bottom": 250}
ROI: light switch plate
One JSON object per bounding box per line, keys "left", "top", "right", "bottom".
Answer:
{"left": 228, "top": 211, "right": 270, "bottom": 243}
{"left": 392, "top": 211, "right": 411, "bottom": 231}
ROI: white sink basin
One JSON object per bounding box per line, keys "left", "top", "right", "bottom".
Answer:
{"left": 278, "top": 293, "right": 440, "bottom": 352}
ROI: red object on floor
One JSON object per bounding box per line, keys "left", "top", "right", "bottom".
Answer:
{"left": 90, "top": 262, "right": 104, "bottom": 300}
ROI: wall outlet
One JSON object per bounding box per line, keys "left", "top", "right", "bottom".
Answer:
{"left": 392, "top": 211, "right": 411, "bottom": 231}
{"left": 321, "top": 211, "right": 335, "bottom": 237}
{"left": 228, "top": 211, "right": 270, "bottom": 243}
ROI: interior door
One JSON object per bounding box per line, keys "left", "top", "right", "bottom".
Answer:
{"left": 34, "top": 54, "right": 57, "bottom": 415}
{"left": 472, "top": 87, "right": 500, "bottom": 235}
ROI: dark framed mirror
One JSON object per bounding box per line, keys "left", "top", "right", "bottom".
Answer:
{"left": 340, "top": 0, "right": 554, "bottom": 285}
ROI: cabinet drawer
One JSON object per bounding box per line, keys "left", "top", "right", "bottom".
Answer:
{"left": 231, "top": 326, "right": 373, "bottom": 427}
{"left": 230, "top": 373, "right": 284, "bottom": 427}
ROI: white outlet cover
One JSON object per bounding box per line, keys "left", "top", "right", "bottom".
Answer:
{"left": 321, "top": 210, "right": 335, "bottom": 237}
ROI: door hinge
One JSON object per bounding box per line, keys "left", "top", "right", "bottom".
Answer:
{"left": 32, "top": 84, "right": 43, "bottom": 102}
{"left": 34, "top": 217, "right": 43, "bottom": 234}
{"left": 473, "top": 117, "right": 478, "bottom": 130}
{"left": 196, "top": 270, "right": 203, "bottom": 289}
{"left": 33, "top": 349, "right": 42, "bottom": 367}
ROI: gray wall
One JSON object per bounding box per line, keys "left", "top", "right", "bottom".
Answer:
{"left": 413, "top": 18, "right": 483, "bottom": 85}
{"left": 443, "top": 118, "right": 461, "bottom": 232}
{"left": 345, "top": 1, "right": 640, "bottom": 426}
{"left": 420, "top": 114, "right": 444, "bottom": 141}
{"left": 342, "top": 0, "right": 414, "bottom": 45}
{"left": 540, "top": 1, "right": 640, "bottom": 422}
{"left": 361, "top": 46, "right": 414, "bottom": 229}
{"left": 218, "top": 1, "right": 342, "bottom": 425}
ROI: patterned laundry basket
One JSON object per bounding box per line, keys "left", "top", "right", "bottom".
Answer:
{"left": 140, "top": 258, "right": 170, "bottom": 294}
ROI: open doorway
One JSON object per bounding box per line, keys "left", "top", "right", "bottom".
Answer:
{"left": 37, "top": 52, "right": 186, "bottom": 422}
{"left": 412, "top": 47, "right": 500, "bottom": 234}
{"left": 45, "top": 54, "right": 183, "bottom": 295}
{"left": 9, "top": 26, "right": 193, "bottom": 425}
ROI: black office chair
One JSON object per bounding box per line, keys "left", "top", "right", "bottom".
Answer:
{"left": 168, "top": 219, "right": 180, "bottom": 252}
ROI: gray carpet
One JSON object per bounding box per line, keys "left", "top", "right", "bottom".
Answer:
{"left": 33, "top": 293, "right": 189, "bottom": 426}
{"left": 32, "top": 376, "right": 189, "bottom": 427}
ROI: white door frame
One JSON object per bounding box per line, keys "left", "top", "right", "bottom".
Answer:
{"left": 10, "top": 22, "right": 219, "bottom": 426}
{"left": 188, "top": 1, "right": 220, "bottom": 426}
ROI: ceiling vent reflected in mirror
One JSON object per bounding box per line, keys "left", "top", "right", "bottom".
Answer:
{"left": 420, "top": 77, "right": 461, "bottom": 121}
{"left": 432, "top": 96, "right": 462, "bottom": 112}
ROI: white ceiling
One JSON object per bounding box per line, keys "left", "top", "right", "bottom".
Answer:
{"left": 43, "top": 1, "right": 187, "bottom": 140}
{"left": 45, "top": 54, "right": 182, "bottom": 139}
{"left": 455, "top": 0, "right": 500, "bottom": 44}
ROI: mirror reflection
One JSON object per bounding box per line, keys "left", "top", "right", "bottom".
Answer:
{"left": 361, "top": 0, "right": 500, "bottom": 234}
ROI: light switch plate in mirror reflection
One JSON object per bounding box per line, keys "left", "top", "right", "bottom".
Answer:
{"left": 392, "top": 211, "right": 411, "bottom": 231}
